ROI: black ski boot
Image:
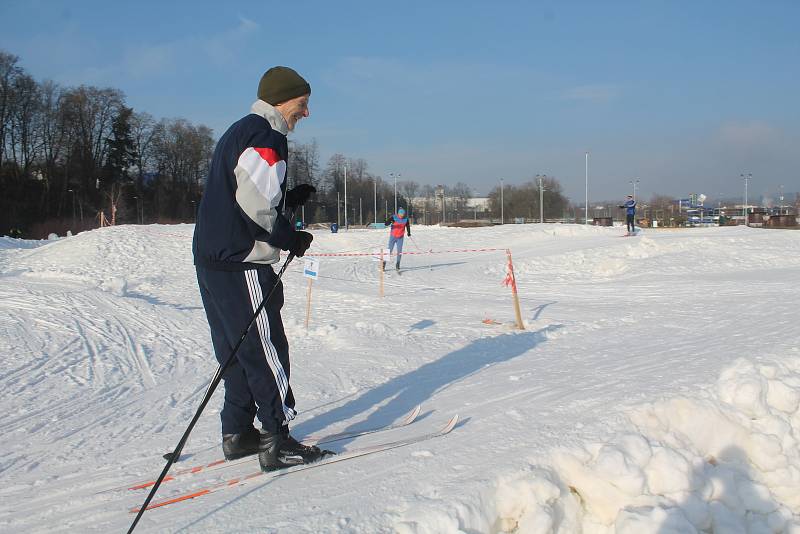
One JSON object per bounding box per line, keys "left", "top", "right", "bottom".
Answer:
{"left": 381, "top": 260, "right": 386, "bottom": 270}
{"left": 222, "top": 426, "right": 260, "bottom": 460}
{"left": 258, "top": 428, "right": 334, "bottom": 472}
{"left": 395, "top": 260, "right": 401, "bottom": 273}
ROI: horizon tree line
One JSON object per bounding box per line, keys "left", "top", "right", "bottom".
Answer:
{"left": 3, "top": 49, "right": 584, "bottom": 238}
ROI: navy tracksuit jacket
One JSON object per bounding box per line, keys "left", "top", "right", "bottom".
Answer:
{"left": 192, "top": 100, "right": 298, "bottom": 434}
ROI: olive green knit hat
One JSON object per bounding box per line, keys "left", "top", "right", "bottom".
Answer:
{"left": 257, "top": 66, "right": 311, "bottom": 105}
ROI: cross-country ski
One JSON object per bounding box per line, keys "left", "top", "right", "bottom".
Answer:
{"left": 131, "top": 414, "right": 459, "bottom": 513}
{"left": 123, "top": 404, "right": 421, "bottom": 492}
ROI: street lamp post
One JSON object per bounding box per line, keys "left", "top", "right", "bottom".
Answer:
{"left": 500, "top": 178, "right": 504, "bottom": 224}
{"left": 343, "top": 164, "right": 348, "bottom": 229}
{"left": 373, "top": 178, "right": 378, "bottom": 224}
{"left": 629, "top": 179, "right": 640, "bottom": 201}
{"left": 68, "top": 189, "right": 76, "bottom": 227}
{"left": 537, "top": 174, "right": 546, "bottom": 223}
{"left": 389, "top": 172, "right": 400, "bottom": 214}
{"left": 585, "top": 152, "right": 589, "bottom": 225}
{"left": 740, "top": 173, "right": 751, "bottom": 224}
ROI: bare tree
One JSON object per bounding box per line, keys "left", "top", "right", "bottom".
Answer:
{"left": 0, "top": 51, "right": 22, "bottom": 174}
{"left": 7, "top": 72, "right": 41, "bottom": 179}
{"left": 151, "top": 118, "right": 214, "bottom": 219}
{"left": 129, "top": 111, "right": 159, "bottom": 184}
{"left": 400, "top": 180, "right": 420, "bottom": 210}
{"left": 60, "top": 85, "right": 124, "bottom": 202}
{"left": 322, "top": 153, "right": 346, "bottom": 194}
{"left": 287, "top": 139, "right": 320, "bottom": 189}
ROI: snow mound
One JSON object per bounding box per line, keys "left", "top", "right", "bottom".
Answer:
{"left": 398, "top": 356, "right": 800, "bottom": 533}
{"left": 1, "top": 224, "right": 197, "bottom": 305}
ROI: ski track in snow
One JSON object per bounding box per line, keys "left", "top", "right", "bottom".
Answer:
{"left": 0, "top": 223, "right": 799, "bottom": 533}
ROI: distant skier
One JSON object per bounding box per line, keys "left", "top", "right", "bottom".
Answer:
{"left": 619, "top": 195, "right": 636, "bottom": 235}
{"left": 383, "top": 208, "right": 411, "bottom": 271}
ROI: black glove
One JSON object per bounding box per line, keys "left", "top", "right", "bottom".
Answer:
{"left": 285, "top": 184, "right": 316, "bottom": 209}
{"left": 289, "top": 231, "right": 313, "bottom": 257}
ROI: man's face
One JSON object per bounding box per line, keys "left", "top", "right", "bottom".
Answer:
{"left": 276, "top": 94, "right": 310, "bottom": 131}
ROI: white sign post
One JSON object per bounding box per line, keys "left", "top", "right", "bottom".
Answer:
{"left": 303, "top": 258, "right": 319, "bottom": 329}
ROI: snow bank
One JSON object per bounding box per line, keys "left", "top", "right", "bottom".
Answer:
{"left": 398, "top": 355, "right": 800, "bottom": 533}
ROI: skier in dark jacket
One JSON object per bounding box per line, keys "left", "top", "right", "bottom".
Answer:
{"left": 193, "top": 66, "right": 331, "bottom": 472}
{"left": 619, "top": 195, "right": 636, "bottom": 235}
{"left": 383, "top": 207, "right": 411, "bottom": 271}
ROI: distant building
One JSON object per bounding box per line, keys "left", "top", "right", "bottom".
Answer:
{"left": 466, "top": 197, "right": 489, "bottom": 211}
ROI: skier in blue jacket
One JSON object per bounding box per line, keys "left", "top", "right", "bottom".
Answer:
{"left": 193, "top": 66, "right": 331, "bottom": 472}
{"left": 619, "top": 195, "right": 637, "bottom": 235}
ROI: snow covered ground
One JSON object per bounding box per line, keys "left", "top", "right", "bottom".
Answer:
{"left": 1, "top": 223, "right": 799, "bottom": 533}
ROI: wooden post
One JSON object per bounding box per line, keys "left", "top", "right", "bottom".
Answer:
{"left": 506, "top": 249, "right": 525, "bottom": 330}
{"left": 304, "top": 277, "right": 313, "bottom": 329}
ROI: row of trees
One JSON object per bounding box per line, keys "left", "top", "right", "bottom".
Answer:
{"left": 286, "top": 142, "right": 479, "bottom": 226}
{"left": 2, "top": 49, "right": 579, "bottom": 238}
{"left": 486, "top": 176, "right": 570, "bottom": 222}
{"left": 1, "top": 50, "right": 215, "bottom": 238}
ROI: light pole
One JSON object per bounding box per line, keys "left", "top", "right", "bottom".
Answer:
{"left": 500, "top": 178, "right": 504, "bottom": 224}
{"left": 343, "top": 163, "right": 348, "bottom": 229}
{"left": 740, "top": 173, "right": 751, "bottom": 224}
{"left": 389, "top": 172, "right": 401, "bottom": 214}
{"left": 442, "top": 189, "right": 446, "bottom": 223}
{"left": 68, "top": 189, "right": 76, "bottom": 227}
{"left": 373, "top": 178, "right": 377, "bottom": 224}
{"left": 536, "top": 174, "right": 546, "bottom": 223}
{"left": 585, "top": 151, "right": 589, "bottom": 225}
{"left": 629, "top": 179, "right": 640, "bottom": 201}
{"left": 133, "top": 195, "right": 139, "bottom": 224}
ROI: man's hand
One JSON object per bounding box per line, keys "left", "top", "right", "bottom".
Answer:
{"left": 289, "top": 231, "right": 313, "bottom": 257}
{"left": 285, "top": 184, "right": 316, "bottom": 209}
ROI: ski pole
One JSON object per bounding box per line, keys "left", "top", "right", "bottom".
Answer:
{"left": 408, "top": 235, "right": 431, "bottom": 271}
{"left": 127, "top": 252, "right": 296, "bottom": 534}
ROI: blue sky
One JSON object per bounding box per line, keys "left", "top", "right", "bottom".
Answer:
{"left": 2, "top": 0, "right": 798, "bottom": 203}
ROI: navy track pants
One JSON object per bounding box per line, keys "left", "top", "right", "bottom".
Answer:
{"left": 196, "top": 265, "right": 296, "bottom": 434}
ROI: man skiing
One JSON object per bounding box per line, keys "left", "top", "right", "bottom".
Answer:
{"left": 192, "top": 66, "right": 332, "bottom": 472}
{"left": 383, "top": 207, "right": 411, "bottom": 271}
{"left": 619, "top": 195, "right": 637, "bottom": 235}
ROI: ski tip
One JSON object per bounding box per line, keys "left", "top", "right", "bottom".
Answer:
{"left": 404, "top": 404, "right": 422, "bottom": 424}
{"left": 440, "top": 414, "right": 459, "bottom": 434}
